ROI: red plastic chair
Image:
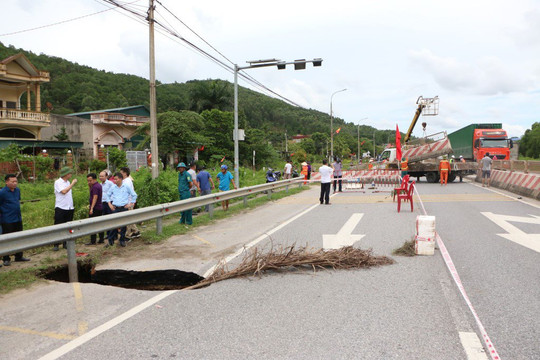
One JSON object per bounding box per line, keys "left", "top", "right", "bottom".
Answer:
{"left": 393, "top": 175, "right": 410, "bottom": 202}
{"left": 397, "top": 180, "right": 415, "bottom": 213}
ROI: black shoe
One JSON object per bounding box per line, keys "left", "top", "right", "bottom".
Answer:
{"left": 15, "top": 257, "right": 30, "bottom": 262}
{"left": 97, "top": 240, "right": 105, "bottom": 244}
{"left": 325, "top": 203, "right": 331, "bottom": 205}
{"left": 120, "top": 241, "right": 126, "bottom": 247}
{"left": 53, "top": 245, "right": 59, "bottom": 251}
{"left": 85, "top": 242, "right": 96, "bottom": 246}
{"left": 3, "top": 260, "right": 11, "bottom": 266}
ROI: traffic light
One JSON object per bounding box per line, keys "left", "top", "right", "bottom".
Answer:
{"left": 294, "top": 59, "right": 306, "bottom": 70}
{"left": 313, "top": 58, "right": 322, "bottom": 67}
{"left": 277, "top": 62, "right": 286, "bottom": 70}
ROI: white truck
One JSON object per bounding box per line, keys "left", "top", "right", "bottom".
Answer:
{"left": 377, "top": 133, "right": 477, "bottom": 183}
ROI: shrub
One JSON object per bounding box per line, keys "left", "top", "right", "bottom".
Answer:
{"left": 133, "top": 167, "right": 178, "bottom": 208}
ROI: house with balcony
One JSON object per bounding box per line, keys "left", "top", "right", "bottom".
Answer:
{"left": 0, "top": 53, "right": 85, "bottom": 156}
{"left": 67, "top": 105, "right": 149, "bottom": 158}
{"left": 0, "top": 53, "right": 51, "bottom": 140}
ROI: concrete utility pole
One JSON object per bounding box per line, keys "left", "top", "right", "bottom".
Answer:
{"left": 285, "top": 131, "right": 288, "bottom": 154}
{"left": 148, "top": 0, "right": 162, "bottom": 234}
{"left": 148, "top": 0, "right": 159, "bottom": 179}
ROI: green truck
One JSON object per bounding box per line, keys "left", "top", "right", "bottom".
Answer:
{"left": 448, "top": 123, "right": 512, "bottom": 161}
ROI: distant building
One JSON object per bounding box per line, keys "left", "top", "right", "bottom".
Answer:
{"left": 67, "top": 105, "right": 149, "bottom": 158}
{"left": 292, "top": 134, "right": 310, "bottom": 143}
{"left": 0, "top": 53, "right": 84, "bottom": 153}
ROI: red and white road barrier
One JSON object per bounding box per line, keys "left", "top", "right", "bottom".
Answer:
{"left": 413, "top": 184, "right": 501, "bottom": 360}
{"left": 486, "top": 170, "right": 540, "bottom": 200}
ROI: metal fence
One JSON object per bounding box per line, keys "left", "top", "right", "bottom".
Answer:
{"left": 0, "top": 178, "right": 304, "bottom": 282}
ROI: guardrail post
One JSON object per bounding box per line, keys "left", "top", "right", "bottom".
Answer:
{"left": 286, "top": 185, "right": 289, "bottom": 193}
{"left": 66, "top": 240, "right": 78, "bottom": 283}
{"left": 243, "top": 195, "right": 247, "bottom": 207}
{"left": 209, "top": 203, "right": 214, "bottom": 218}
{"left": 267, "top": 190, "right": 272, "bottom": 199}
{"left": 156, "top": 217, "right": 163, "bottom": 235}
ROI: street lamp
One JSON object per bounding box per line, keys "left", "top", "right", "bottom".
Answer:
{"left": 234, "top": 58, "right": 322, "bottom": 187}
{"left": 330, "top": 88, "right": 347, "bottom": 160}
{"left": 357, "top": 117, "right": 368, "bottom": 164}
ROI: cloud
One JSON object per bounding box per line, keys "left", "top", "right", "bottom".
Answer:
{"left": 409, "top": 49, "right": 533, "bottom": 95}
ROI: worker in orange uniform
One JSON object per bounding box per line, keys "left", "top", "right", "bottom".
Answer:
{"left": 439, "top": 155, "right": 451, "bottom": 186}
{"left": 400, "top": 158, "right": 409, "bottom": 179}
{"left": 301, "top": 162, "right": 308, "bottom": 185}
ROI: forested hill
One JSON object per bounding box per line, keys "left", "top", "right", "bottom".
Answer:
{"left": 0, "top": 42, "right": 395, "bottom": 150}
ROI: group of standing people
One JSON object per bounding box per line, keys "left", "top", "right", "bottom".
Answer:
{"left": 176, "top": 162, "right": 236, "bottom": 225}
{"left": 53, "top": 166, "right": 139, "bottom": 249}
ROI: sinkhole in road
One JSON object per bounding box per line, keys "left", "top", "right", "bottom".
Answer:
{"left": 39, "top": 261, "right": 206, "bottom": 291}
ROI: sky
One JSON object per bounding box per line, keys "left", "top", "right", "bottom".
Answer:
{"left": 2, "top": 0, "right": 539, "bottom": 138}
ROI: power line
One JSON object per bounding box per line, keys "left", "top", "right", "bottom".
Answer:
{"left": 0, "top": 7, "right": 115, "bottom": 37}
{"left": 100, "top": 0, "right": 303, "bottom": 107}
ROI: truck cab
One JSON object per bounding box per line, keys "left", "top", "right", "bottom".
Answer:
{"left": 473, "top": 129, "right": 512, "bottom": 160}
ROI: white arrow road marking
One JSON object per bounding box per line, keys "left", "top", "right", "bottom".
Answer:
{"left": 323, "top": 213, "right": 365, "bottom": 250}
{"left": 481, "top": 212, "right": 540, "bottom": 253}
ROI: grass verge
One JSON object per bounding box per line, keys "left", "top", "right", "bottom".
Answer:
{"left": 0, "top": 185, "right": 310, "bottom": 295}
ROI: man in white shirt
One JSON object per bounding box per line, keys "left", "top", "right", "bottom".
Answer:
{"left": 319, "top": 159, "right": 333, "bottom": 205}
{"left": 53, "top": 167, "right": 78, "bottom": 251}
{"left": 188, "top": 163, "right": 200, "bottom": 197}
{"left": 120, "top": 167, "right": 140, "bottom": 238}
{"left": 283, "top": 160, "right": 292, "bottom": 180}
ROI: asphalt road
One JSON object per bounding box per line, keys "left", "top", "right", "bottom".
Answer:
{"left": 1, "top": 180, "right": 539, "bottom": 359}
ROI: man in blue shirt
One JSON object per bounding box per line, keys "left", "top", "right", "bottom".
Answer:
{"left": 99, "top": 170, "right": 114, "bottom": 239}
{"left": 196, "top": 165, "right": 215, "bottom": 212}
{"left": 216, "top": 164, "right": 236, "bottom": 211}
{"left": 0, "top": 174, "right": 30, "bottom": 266}
{"left": 106, "top": 172, "right": 138, "bottom": 247}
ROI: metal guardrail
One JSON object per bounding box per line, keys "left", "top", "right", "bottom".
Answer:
{"left": 0, "top": 178, "right": 304, "bottom": 282}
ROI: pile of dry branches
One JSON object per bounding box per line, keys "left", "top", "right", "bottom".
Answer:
{"left": 190, "top": 245, "right": 394, "bottom": 289}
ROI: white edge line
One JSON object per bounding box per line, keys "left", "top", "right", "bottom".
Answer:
{"left": 41, "top": 192, "right": 333, "bottom": 359}
{"left": 459, "top": 331, "right": 488, "bottom": 360}
{"left": 39, "top": 290, "right": 178, "bottom": 360}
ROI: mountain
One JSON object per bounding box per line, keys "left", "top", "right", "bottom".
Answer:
{"left": 0, "top": 42, "right": 396, "bottom": 158}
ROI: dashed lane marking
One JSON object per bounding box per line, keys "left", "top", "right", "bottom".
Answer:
{"left": 192, "top": 234, "right": 215, "bottom": 247}
{"left": 459, "top": 332, "right": 488, "bottom": 360}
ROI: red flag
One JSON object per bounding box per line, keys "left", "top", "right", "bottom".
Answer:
{"left": 360, "top": 140, "right": 365, "bottom": 146}
{"left": 395, "top": 124, "right": 402, "bottom": 161}
{"left": 335, "top": 127, "right": 341, "bottom": 134}
{"left": 220, "top": 156, "right": 226, "bottom": 163}
{"left": 199, "top": 145, "right": 205, "bottom": 151}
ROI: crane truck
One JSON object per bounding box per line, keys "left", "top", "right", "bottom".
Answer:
{"left": 377, "top": 96, "right": 479, "bottom": 183}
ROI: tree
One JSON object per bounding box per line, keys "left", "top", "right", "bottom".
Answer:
{"left": 137, "top": 111, "right": 211, "bottom": 158}
{"left": 54, "top": 126, "right": 69, "bottom": 142}
{"left": 519, "top": 122, "right": 540, "bottom": 159}
{"left": 189, "top": 80, "right": 232, "bottom": 113}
